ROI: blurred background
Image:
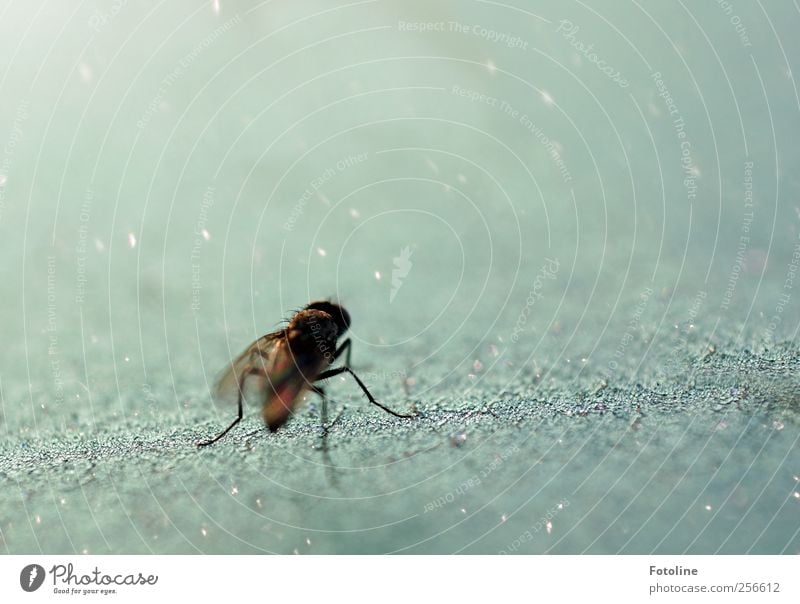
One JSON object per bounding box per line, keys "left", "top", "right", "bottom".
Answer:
{"left": 0, "top": 0, "right": 798, "bottom": 554}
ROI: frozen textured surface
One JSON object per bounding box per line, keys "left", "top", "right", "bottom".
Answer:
{"left": 2, "top": 341, "right": 798, "bottom": 554}
{"left": 1, "top": 1, "right": 799, "bottom": 554}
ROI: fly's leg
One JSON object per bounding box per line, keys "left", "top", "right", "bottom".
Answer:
{"left": 320, "top": 337, "right": 413, "bottom": 419}
{"left": 332, "top": 338, "right": 352, "bottom": 367}
{"left": 310, "top": 385, "right": 343, "bottom": 433}
{"left": 307, "top": 384, "right": 340, "bottom": 487}
{"left": 197, "top": 367, "right": 266, "bottom": 447}
{"left": 311, "top": 385, "right": 329, "bottom": 427}
{"left": 314, "top": 366, "right": 414, "bottom": 419}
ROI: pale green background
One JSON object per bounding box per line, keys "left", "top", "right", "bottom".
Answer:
{"left": 0, "top": 0, "right": 798, "bottom": 553}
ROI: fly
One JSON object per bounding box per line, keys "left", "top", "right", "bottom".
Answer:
{"left": 197, "top": 300, "right": 413, "bottom": 446}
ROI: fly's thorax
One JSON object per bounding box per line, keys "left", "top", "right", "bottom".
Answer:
{"left": 304, "top": 301, "right": 350, "bottom": 335}
{"left": 289, "top": 309, "right": 339, "bottom": 362}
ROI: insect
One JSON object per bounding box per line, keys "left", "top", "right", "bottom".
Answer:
{"left": 197, "top": 300, "right": 413, "bottom": 446}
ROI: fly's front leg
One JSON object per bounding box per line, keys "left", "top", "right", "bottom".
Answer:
{"left": 332, "top": 338, "right": 352, "bottom": 368}
{"left": 315, "top": 366, "right": 414, "bottom": 419}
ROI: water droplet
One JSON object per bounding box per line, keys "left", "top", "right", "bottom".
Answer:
{"left": 545, "top": 521, "right": 553, "bottom": 534}
{"left": 449, "top": 432, "right": 467, "bottom": 447}
{"left": 704, "top": 504, "right": 712, "bottom": 511}
{"left": 94, "top": 238, "right": 105, "bottom": 252}
{"left": 374, "top": 271, "right": 381, "bottom": 280}
{"left": 500, "top": 514, "right": 507, "bottom": 523}
{"left": 773, "top": 420, "right": 784, "bottom": 431}
{"left": 201, "top": 527, "right": 208, "bottom": 537}
{"left": 541, "top": 91, "right": 554, "bottom": 106}
{"left": 305, "top": 537, "right": 311, "bottom": 546}
{"left": 486, "top": 59, "right": 496, "bottom": 73}
{"left": 231, "top": 486, "right": 239, "bottom": 495}
{"left": 35, "top": 515, "right": 41, "bottom": 524}
{"left": 78, "top": 63, "right": 92, "bottom": 83}
{"left": 349, "top": 208, "right": 360, "bottom": 219}
{"left": 793, "top": 492, "right": 800, "bottom": 499}
{"left": 457, "top": 173, "right": 467, "bottom": 184}
{"left": 201, "top": 228, "right": 210, "bottom": 241}
{"left": 317, "top": 247, "right": 326, "bottom": 257}
{"left": 128, "top": 232, "right": 137, "bottom": 248}
{"left": 460, "top": 508, "right": 467, "bottom": 514}
{"left": 0, "top": 174, "right": 7, "bottom": 186}
{"left": 212, "top": 0, "right": 220, "bottom": 15}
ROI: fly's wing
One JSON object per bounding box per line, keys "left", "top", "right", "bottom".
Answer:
{"left": 213, "top": 329, "right": 327, "bottom": 432}
{"left": 212, "top": 331, "right": 283, "bottom": 404}
{"left": 261, "top": 337, "right": 328, "bottom": 431}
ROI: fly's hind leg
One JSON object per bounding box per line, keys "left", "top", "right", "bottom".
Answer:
{"left": 197, "top": 366, "right": 266, "bottom": 447}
